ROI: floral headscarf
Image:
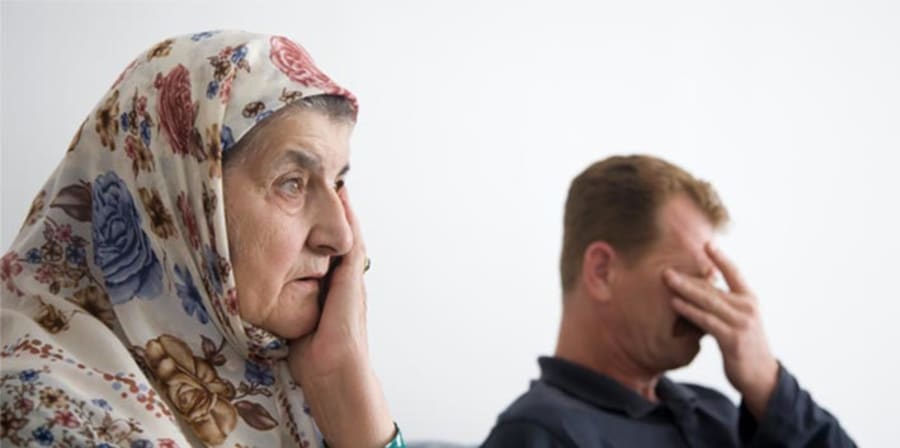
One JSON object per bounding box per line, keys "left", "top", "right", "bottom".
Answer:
{"left": 1, "top": 30, "right": 357, "bottom": 447}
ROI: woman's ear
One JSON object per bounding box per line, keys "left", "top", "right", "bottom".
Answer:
{"left": 581, "top": 241, "right": 617, "bottom": 303}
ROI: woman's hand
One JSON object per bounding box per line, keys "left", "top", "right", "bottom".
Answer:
{"left": 288, "top": 189, "right": 395, "bottom": 447}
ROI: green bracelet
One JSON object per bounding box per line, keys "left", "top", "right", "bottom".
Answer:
{"left": 322, "top": 423, "right": 405, "bottom": 448}
{"left": 385, "top": 422, "right": 406, "bottom": 448}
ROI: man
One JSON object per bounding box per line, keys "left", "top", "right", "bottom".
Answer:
{"left": 482, "top": 155, "right": 855, "bottom": 447}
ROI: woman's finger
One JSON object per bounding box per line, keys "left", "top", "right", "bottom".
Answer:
{"left": 317, "top": 188, "right": 367, "bottom": 330}
{"left": 334, "top": 188, "right": 366, "bottom": 280}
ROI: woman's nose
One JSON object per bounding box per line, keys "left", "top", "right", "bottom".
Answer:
{"left": 307, "top": 189, "right": 353, "bottom": 256}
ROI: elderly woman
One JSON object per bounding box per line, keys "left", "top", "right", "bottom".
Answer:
{"left": 0, "top": 31, "right": 402, "bottom": 447}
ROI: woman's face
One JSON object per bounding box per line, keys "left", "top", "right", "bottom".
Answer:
{"left": 223, "top": 108, "right": 354, "bottom": 339}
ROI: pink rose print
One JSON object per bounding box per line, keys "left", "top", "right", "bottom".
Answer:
{"left": 155, "top": 64, "right": 197, "bottom": 156}
{"left": 177, "top": 192, "right": 201, "bottom": 250}
{"left": 54, "top": 224, "right": 73, "bottom": 243}
{"left": 268, "top": 36, "right": 357, "bottom": 109}
{"left": 1, "top": 251, "right": 23, "bottom": 296}
{"left": 225, "top": 288, "right": 238, "bottom": 316}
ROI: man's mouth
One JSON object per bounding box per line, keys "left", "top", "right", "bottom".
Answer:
{"left": 673, "top": 317, "right": 705, "bottom": 337}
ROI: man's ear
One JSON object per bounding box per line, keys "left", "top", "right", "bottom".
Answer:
{"left": 581, "top": 241, "right": 617, "bottom": 303}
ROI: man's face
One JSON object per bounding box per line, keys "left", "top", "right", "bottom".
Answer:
{"left": 609, "top": 194, "right": 718, "bottom": 372}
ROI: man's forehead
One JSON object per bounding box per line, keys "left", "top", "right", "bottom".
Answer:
{"left": 657, "top": 195, "right": 716, "bottom": 251}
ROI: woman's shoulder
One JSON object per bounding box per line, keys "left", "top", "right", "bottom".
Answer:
{"left": 2, "top": 300, "right": 191, "bottom": 447}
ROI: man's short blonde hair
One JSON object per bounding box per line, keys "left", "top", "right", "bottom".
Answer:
{"left": 560, "top": 155, "right": 729, "bottom": 292}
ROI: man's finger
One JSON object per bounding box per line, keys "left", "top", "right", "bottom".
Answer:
{"left": 671, "top": 296, "right": 730, "bottom": 339}
{"left": 706, "top": 243, "right": 749, "bottom": 294}
{"left": 664, "top": 269, "right": 739, "bottom": 325}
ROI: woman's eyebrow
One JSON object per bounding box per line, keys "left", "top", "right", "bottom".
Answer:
{"left": 271, "top": 148, "right": 350, "bottom": 179}
{"left": 277, "top": 149, "right": 322, "bottom": 173}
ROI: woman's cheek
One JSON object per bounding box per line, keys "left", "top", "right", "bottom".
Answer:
{"left": 270, "top": 187, "right": 305, "bottom": 215}
{"left": 268, "top": 221, "right": 310, "bottom": 269}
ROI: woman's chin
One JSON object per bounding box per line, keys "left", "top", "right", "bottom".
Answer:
{"left": 269, "top": 288, "right": 321, "bottom": 339}
{"left": 258, "top": 282, "right": 322, "bottom": 339}
{"left": 269, "top": 308, "right": 320, "bottom": 340}
{"left": 261, "top": 317, "right": 316, "bottom": 341}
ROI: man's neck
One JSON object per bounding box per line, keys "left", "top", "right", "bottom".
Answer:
{"left": 555, "top": 307, "right": 664, "bottom": 403}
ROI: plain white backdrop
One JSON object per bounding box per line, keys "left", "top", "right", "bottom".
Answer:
{"left": 2, "top": 1, "right": 898, "bottom": 445}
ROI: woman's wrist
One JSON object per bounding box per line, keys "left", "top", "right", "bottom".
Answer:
{"left": 325, "top": 422, "right": 405, "bottom": 448}
{"left": 303, "top": 366, "right": 394, "bottom": 447}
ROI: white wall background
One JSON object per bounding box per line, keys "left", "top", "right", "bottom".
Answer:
{"left": 2, "top": 1, "right": 898, "bottom": 445}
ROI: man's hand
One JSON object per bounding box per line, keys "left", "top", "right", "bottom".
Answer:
{"left": 288, "top": 189, "right": 395, "bottom": 448}
{"left": 663, "top": 243, "right": 779, "bottom": 419}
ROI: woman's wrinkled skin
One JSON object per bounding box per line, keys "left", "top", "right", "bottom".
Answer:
{"left": 224, "top": 108, "right": 352, "bottom": 340}
{"left": 223, "top": 107, "right": 395, "bottom": 446}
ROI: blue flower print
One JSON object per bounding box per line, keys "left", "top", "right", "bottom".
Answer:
{"left": 25, "top": 248, "right": 42, "bottom": 264}
{"left": 255, "top": 110, "right": 273, "bottom": 123}
{"left": 120, "top": 112, "right": 130, "bottom": 131}
{"left": 91, "top": 398, "right": 113, "bottom": 411}
{"left": 244, "top": 360, "right": 275, "bottom": 386}
{"left": 174, "top": 264, "right": 209, "bottom": 324}
{"left": 220, "top": 125, "right": 235, "bottom": 153}
{"left": 66, "top": 245, "right": 86, "bottom": 265}
{"left": 32, "top": 426, "right": 54, "bottom": 445}
{"left": 230, "top": 45, "right": 248, "bottom": 64}
{"left": 18, "top": 369, "right": 39, "bottom": 382}
{"left": 131, "top": 439, "right": 154, "bottom": 448}
{"left": 91, "top": 172, "right": 163, "bottom": 304}
{"left": 191, "top": 31, "right": 218, "bottom": 41}
{"left": 140, "top": 120, "right": 152, "bottom": 147}
{"left": 97, "top": 444, "right": 114, "bottom": 448}
{"left": 207, "top": 80, "right": 219, "bottom": 99}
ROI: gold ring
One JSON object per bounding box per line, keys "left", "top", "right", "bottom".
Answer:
{"left": 364, "top": 257, "right": 371, "bottom": 273}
